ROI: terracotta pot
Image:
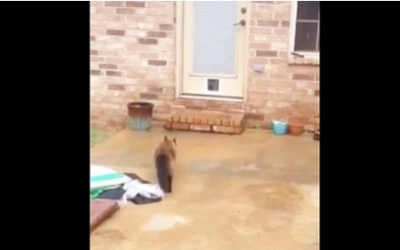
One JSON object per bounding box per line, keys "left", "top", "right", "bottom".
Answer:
{"left": 127, "top": 102, "right": 154, "bottom": 131}
{"left": 289, "top": 123, "right": 304, "bottom": 136}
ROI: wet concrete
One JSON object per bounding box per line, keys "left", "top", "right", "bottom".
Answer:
{"left": 90, "top": 124, "right": 319, "bottom": 250}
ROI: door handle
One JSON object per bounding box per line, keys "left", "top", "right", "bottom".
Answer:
{"left": 233, "top": 20, "right": 246, "bottom": 26}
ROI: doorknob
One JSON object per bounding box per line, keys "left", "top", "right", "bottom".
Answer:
{"left": 233, "top": 20, "right": 245, "bottom": 26}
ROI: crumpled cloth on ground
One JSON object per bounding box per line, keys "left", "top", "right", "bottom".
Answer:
{"left": 120, "top": 179, "right": 164, "bottom": 204}
{"left": 96, "top": 173, "right": 164, "bottom": 205}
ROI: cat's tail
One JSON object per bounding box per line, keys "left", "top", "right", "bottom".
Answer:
{"left": 156, "top": 154, "right": 171, "bottom": 193}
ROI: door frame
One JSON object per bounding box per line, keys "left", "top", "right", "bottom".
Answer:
{"left": 175, "top": 1, "right": 250, "bottom": 103}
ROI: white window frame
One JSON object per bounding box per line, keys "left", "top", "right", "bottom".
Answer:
{"left": 288, "top": 1, "right": 320, "bottom": 65}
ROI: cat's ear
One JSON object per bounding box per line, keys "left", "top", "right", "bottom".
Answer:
{"left": 172, "top": 137, "right": 177, "bottom": 146}
{"left": 164, "top": 136, "right": 168, "bottom": 141}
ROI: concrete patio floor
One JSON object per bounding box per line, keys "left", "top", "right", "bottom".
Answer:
{"left": 90, "top": 124, "right": 320, "bottom": 250}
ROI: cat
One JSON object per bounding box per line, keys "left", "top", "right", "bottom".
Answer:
{"left": 154, "top": 136, "right": 177, "bottom": 193}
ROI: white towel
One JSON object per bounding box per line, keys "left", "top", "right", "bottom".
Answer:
{"left": 120, "top": 179, "right": 165, "bottom": 204}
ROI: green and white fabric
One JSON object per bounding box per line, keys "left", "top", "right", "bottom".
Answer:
{"left": 90, "top": 164, "right": 131, "bottom": 200}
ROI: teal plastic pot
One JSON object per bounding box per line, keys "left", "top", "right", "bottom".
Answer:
{"left": 127, "top": 102, "right": 154, "bottom": 130}
{"left": 272, "top": 120, "right": 288, "bottom": 135}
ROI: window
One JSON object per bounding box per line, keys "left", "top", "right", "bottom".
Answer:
{"left": 289, "top": 1, "right": 320, "bottom": 65}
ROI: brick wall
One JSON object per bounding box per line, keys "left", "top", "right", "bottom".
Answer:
{"left": 90, "top": 1, "right": 319, "bottom": 130}
{"left": 90, "top": 1, "right": 176, "bottom": 128}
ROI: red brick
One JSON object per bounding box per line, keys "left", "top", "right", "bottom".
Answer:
{"left": 90, "top": 50, "right": 98, "bottom": 55}
{"left": 266, "top": 101, "right": 291, "bottom": 108}
{"left": 90, "top": 70, "right": 101, "bottom": 76}
{"left": 106, "top": 29, "right": 125, "bottom": 36}
{"left": 172, "top": 115, "right": 180, "bottom": 122}
{"left": 164, "top": 122, "right": 172, "bottom": 130}
{"left": 179, "top": 115, "right": 187, "bottom": 123}
{"left": 214, "top": 118, "right": 222, "bottom": 125}
{"left": 257, "top": 20, "right": 279, "bottom": 27}
{"left": 248, "top": 100, "right": 267, "bottom": 108}
{"left": 160, "top": 24, "right": 173, "bottom": 30}
{"left": 201, "top": 116, "right": 209, "bottom": 125}
{"left": 281, "top": 21, "right": 290, "bottom": 27}
{"left": 105, "top": 1, "right": 124, "bottom": 7}
{"left": 271, "top": 94, "right": 293, "bottom": 102}
{"left": 278, "top": 51, "right": 288, "bottom": 58}
{"left": 273, "top": 12, "right": 290, "bottom": 20}
{"left": 177, "top": 100, "right": 206, "bottom": 110}
{"left": 108, "top": 84, "right": 125, "bottom": 91}
{"left": 248, "top": 85, "right": 267, "bottom": 94}
{"left": 193, "top": 116, "right": 201, "bottom": 124}
{"left": 99, "top": 64, "right": 117, "bottom": 69}
{"left": 116, "top": 8, "right": 135, "bottom": 15}
{"left": 268, "top": 80, "right": 295, "bottom": 88}
{"left": 256, "top": 50, "right": 278, "bottom": 57}
{"left": 249, "top": 58, "right": 268, "bottom": 65}
{"left": 222, "top": 118, "right": 230, "bottom": 126}
{"left": 212, "top": 125, "right": 234, "bottom": 134}
{"left": 139, "top": 93, "right": 158, "bottom": 100}
{"left": 190, "top": 124, "right": 211, "bottom": 132}
{"left": 148, "top": 60, "right": 167, "bottom": 66}
{"left": 147, "top": 87, "right": 163, "bottom": 93}
{"left": 232, "top": 115, "right": 244, "bottom": 126}
{"left": 186, "top": 116, "right": 194, "bottom": 123}
{"left": 126, "top": 1, "right": 145, "bottom": 8}
{"left": 94, "top": 7, "right": 114, "bottom": 14}
{"left": 273, "top": 28, "right": 288, "bottom": 35}
{"left": 249, "top": 43, "right": 271, "bottom": 50}
{"left": 108, "top": 118, "right": 125, "bottom": 128}
{"left": 249, "top": 93, "right": 269, "bottom": 102}
{"left": 244, "top": 113, "right": 265, "bottom": 121}
{"left": 140, "top": 53, "right": 159, "bottom": 59}
{"left": 252, "top": 79, "right": 269, "bottom": 85}
{"left": 293, "top": 74, "right": 315, "bottom": 81}
{"left": 138, "top": 38, "right": 157, "bottom": 45}
{"left": 127, "top": 71, "right": 146, "bottom": 78}
{"left": 269, "top": 73, "right": 292, "bottom": 80}
{"left": 106, "top": 71, "right": 122, "bottom": 77}
{"left": 233, "top": 126, "right": 245, "bottom": 134}
{"left": 251, "top": 12, "right": 274, "bottom": 19}
{"left": 205, "top": 118, "right": 214, "bottom": 125}
{"left": 172, "top": 122, "right": 190, "bottom": 130}
{"left": 97, "top": 50, "right": 119, "bottom": 57}
{"left": 274, "top": 1, "right": 289, "bottom": 4}
{"left": 293, "top": 96, "right": 319, "bottom": 103}
{"left": 147, "top": 31, "right": 167, "bottom": 38}
{"left": 105, "top": 15, "right": 125, "bottom": 22}
{"left": 270, "top": 58, "right": 287, "bottom": 65}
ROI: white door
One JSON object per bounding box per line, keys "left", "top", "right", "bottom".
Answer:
{"left": 182, "top": 1, "right": 247, "bottom": 99}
